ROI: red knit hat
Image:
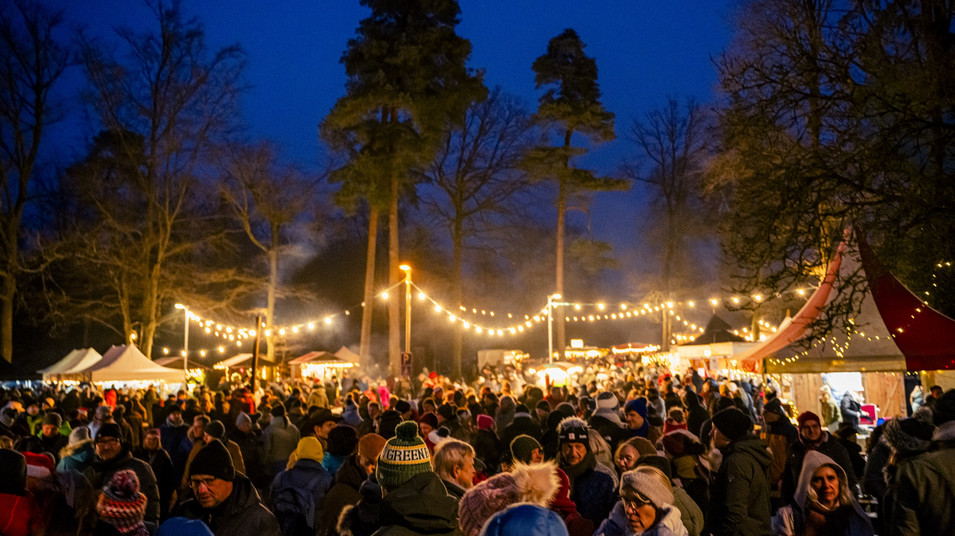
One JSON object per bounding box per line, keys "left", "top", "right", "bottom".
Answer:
{"left": 797, "top": 411, "right": 821, "bottom": 428}
{"left": 96, "top": 469, "right": 148, "bottom": 535}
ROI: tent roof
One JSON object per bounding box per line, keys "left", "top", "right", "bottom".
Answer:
{"left": 154, "top": 356, "right": 211, "bottom": 370}
{"left": 213, "top": 353, "right": 273, "bottom": 369}
{"left": 66, "top": 344, "right": 183, "bottom": 383}
{"left": 334, "top": 346, "right": 361, "bottom": 364}
{"left": 39, "top": 348, "right": 103, "bottom": 378}
{"left": 734, "top": 231, "right": 950, "bottom": 373}
{"left": 288, "top": 351, "right": 335, "bottom": 365}
{"left": 687, "top": 314, "right": 747, "bottom": 345}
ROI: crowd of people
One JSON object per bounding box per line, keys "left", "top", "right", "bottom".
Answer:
{"left": 0, "top": 362, "right": 952, "bottom": 536}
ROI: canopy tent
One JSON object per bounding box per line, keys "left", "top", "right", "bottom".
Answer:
{"left": 64, "top": 344, "right": 184, "bottom": 383}
{"left": 213, "top": 353, "right": 273, "bottom": 370}
{"left": 154, "top": 356, "right": 211, "bottom": 370}
{"left": 689, "top": 315, "right": 747, "bottom": 345}
{"left": 38, "top": 348, "right": 103, "bottom": 380}
{"left": 288, "top": 351, "right": 337, "bottom": 365}
{"left": 734, "top": 230, "right": 955, "bottom": 374}
{"left": 333, "top": 345, "right": 361, "bottom": 364}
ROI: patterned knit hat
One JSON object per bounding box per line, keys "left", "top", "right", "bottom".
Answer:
{"left": 96, "top": 469, "right": 148, "bottom": 535}
{"left": 557, "top": 416, "right": 590, "bottom": 447}
{"left": 376, "top": 420, "right": 433, "bottom": 491}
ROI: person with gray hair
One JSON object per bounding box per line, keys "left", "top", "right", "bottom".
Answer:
{"left": 432, "top": 437, "right": 477, "bottom": 500}
{"left": 595, "top": 466, "right": 688, "bottom": 536}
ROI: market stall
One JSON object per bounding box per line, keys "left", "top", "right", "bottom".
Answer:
{"left": 62, "top": 344, "right": 183, "bottom": 385}
{"left": 38, "top": 347, "right": 103, "bottom": 381}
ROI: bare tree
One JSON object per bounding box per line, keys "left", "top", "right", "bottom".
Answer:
{"left": 220, "top": 141, "right": 314, "bottom": 362}
{"left": 418, "top": 87, "right": 537, "bottom": 376}
{"left": 0, "top": 0, "right": 72, "bottom": 362}
{"left": 67, "top": 0, "right": 245, "bottom": 357}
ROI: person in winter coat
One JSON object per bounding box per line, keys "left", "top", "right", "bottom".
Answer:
{"left": 771, "top": 451, "right": 873, "bottom": 536}
{"left": 782, "top": 411, "right": 857, "bottom": 504}
{"left": 16, "top": 413, "right": 69, "bottom": 463}
{"left": 819, "top": 386, "right": 842, "bottom": 430}
{"left": 57, "top": 426, "right": 97, "bottom": 473}
{"left": 890, "top": 389, "right": 955, "bottom": 536}
{"left": 84, "top": 423, "right": 161, "bottom": 525}
{"left": 133, "top": 428, "right": 176, "bottom": 521}
{"left": 457, "top": 461, "right": 560, "bottom": 536}
{"left": 624, "top": 398, "right": 650, "bottom": 438}
{"left": 261, "top": 404, "right": 300, "bottom": 479}
{"left": 473, "top": 414, "right": 502, "bottom": 474}
{"left": 839, "top": 392, "right": 862, "bottom": 432}
{"left": 480, "top": 503, "right": 568, "bottom": 536}
{"left": 761, "top": 397, "right": 798, "bottom": 508}
{"left": 556, "top": 416, "right": 616, "bottom": 525}
{"left": 613, "top": 436, "right": 657, "bottom": 476}
{"left": 372, "top": 421, "right": 460, "bottom": 536}
{"left": 0, "top": 449, "right": 45, "bottom": 536}
{"left": 589, "top": 392, "right": 630, "bottom": 453}
{"left": 229, "top": 412, "right": 267, "bottom": 488}
{"left": 175, "top": 439, "right": 280, "bottom": 536}
{"left": 433, "top": 438, "right": 477, "bottom": 501}
{"left": 203, "top": 420, "right": 245, "bottom": 475}
{"left": 880, "top": 414, "right": 936, "bottom": 533}
{"left": 594, "top": 466, "right": 688, "bottom": 536}
{"left": 707, "top": 408, "right": 772, "bottom": 536}
{"left": 159, "top": 407, "right": 190, "bottom": 481}
{"left": 317, "top": 433, "right": 386, "bottom": 536}
{"left": 269, "top": 437, "right": 334, "bottom": 536}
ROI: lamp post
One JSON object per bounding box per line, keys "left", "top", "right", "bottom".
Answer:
{"left": 399, "top": 264, "right": 412, "bottom": 354}
{"left": 547, "top": 293, "right": 561, "bottom": 364}
{"left": 175, "top": 303, "right": 189, "bottom": 384}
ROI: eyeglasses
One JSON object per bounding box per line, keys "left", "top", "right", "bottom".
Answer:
{"left": 623, "top": 495, "right": 653, "bottom": 511}
{"left": 95, "top": 437, "right": 120, "bottom": 445}
{"left": 190, "top": 477, "right": 217, "bottom": 490}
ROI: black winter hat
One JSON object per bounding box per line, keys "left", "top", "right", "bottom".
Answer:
{"left": 378, "top": 410, "right": 402, "bottom": 440}
{"left": 395, "top": 399, "right": 411, "bottom": 414}
{"left": 712, "top": 408, "right": 752, "bottom": 442}
{"left": 42, "top": 412, "right": 63, "bottom": 427}
{"left": 205, "top": 420, "right": 226, "bottom": 440}
{"left": 437, "top": 404, "right": 455, "bottom": 421}
{"left": 270, "top": 403, "right": 286, "bottom": 418}
{"left": 326, "top": 424, "right": 359, "bottom": 456}
{"left": 934, "top": 389, "right": 955, "bottom": 425}
{"left": 189, "top": 439, "right": 235, "bottom": 481}
{"left": 557, "top": 416, "right": 590, "bottom": 447}
{"left": 884, "top": 417, "right": 935, "bottom": 456}
{"left": 762, "top": 397, "right": 783, "bottom": 416}
{"left": 97, "top": 422, "right": 124, "bottom": 441}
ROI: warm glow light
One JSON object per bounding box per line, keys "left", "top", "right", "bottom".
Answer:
{"left": 218, "top": 346, "right": 225, "bottom": 353}
{"left": 199, "top": 350, "right": 206, "bottom": 357}
{"left": 324, "top": 317, "right": 332, "bottom": 325}
{"left": 597, "top": 303, "right": 606, "bottom": 310}
{"left": 399, "top": 264, "right": 411, "bottom": 272}
{"left": 381, "top": 291, "right": 389, "bottom": 300}
{"left": 162, "top": 347, "right": 169, "bottom": 355}
{"left": 418, "top": 292, "right": 426, "bottom": 300}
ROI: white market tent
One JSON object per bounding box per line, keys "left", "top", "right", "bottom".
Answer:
{"left": 333, "top": 346, "right": 360, "bottom": 364}
{"left": 38, "top": 347, "right": 103, "bottom": 380}
{"left": 64, "top": 344, "right": 183, "bottom": 383}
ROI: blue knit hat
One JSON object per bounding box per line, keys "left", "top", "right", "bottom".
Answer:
{"left": 479, "top": 503, "right": 568, "bottom": 536}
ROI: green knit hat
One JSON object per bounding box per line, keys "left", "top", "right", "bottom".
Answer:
{"left": 376, "top": 420, "right": 432, "bottom": 491}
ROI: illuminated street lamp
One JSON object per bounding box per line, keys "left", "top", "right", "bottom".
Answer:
{"left": 175, "top": 303, "right": 189, "bottom": 383}
{"left": 399, "top": 264, "right": 412, "bottom": 354}
{"left": 547, "top": 293, "right": 562, "bottom": 364}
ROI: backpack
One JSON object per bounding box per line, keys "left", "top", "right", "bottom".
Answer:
{"left": 272, "top": 469, "right": 327, "bottom": 536}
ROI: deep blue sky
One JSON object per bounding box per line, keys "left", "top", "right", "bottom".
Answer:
{"left": 50, "top": 0, "right": 736, "bottom": 263}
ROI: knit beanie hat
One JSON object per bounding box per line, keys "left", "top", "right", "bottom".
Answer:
{"left": 712, "top": 408, "right": 752, "bottom": 441}
{"left": 884, "top": 417, "right": 935, "bottom": 456}
{"left": 97, "top": 422, "right": 124, "bottom": 441}
{"left": 624, "top": 398, "right": 648, "bottom": 418}
{"left": 554, "top": 402, "right": 576, "bottom": 418}
{"left": 293, "top": 436, "right": 325, "bottom": 463}
{"left": 620, "top": 467, "right": 674, "bottom": 509}
{"left": 459, "top": 462, "right": 559, "bottom": 536}
{"left": 933, "top": 389, "right": 955, "bottom": 425}
{"left": 0, "top": 407, "right": 16, "bottom": 427}
{"left": 43, "top": 412, "right": 63, "bottom": 427}
{"left": 480, "top": 503, "right": 568, "bottom": 536}
{"left": 437, "top": 404, "right": 455, "bottom": 421}
{"left": 476, "top": 414, "right": 494, "bottom": 431}
{"left": 557, "top": 416, "right": 589, "bottom": 447}
{"left": 189, "top": 439, "right": 235, "bottom": 481}
{"left": 378, "top": 409, "right": 402, "bottom": 440}
{"left": 24, "top": 451, "right": 54, "bottom": 479}
{"left": 205, "top": 420, "right": 226, "bottom": 440}
{"left": 510, "top": 435, "right": 543, "bottom": 464}
{"left": 419, "top": 412, "right": 439, "bottom": 430}
{"left": 763, "top": 397, "right": 783, "bottom": 416}
{"left": 797, "top": 411, "right": 821, "bottom": 428}
{"left": 395, "top": 399, "right": 411, "bottom": 414}
{"left": 270, "top": 403, "right": 286, "bottom": 418}
{"left": 428, "top": 426, "right": 451, "bottom": 446}
{"left": 235, "top": 411, "right": 253, "bottom": 428}
{"left": 96, "top": 469, "right": 148, "bottom": 535}
{"left": 357, "top": 433, "right": 387, "bottom": 464}
{"left": 327, "top": 424, "right": 359, "bottom": 456}
{"left": 377, "top": 420, "right": 433, "bottom": 491}
{"left": 595, "top": 391, "right": 618, "bottom": 411}
{"left": 69, "top": 426, "right": 91, "bottom": 446}
{"left": 156, "top": 517, "right": 215, "bottom": 536}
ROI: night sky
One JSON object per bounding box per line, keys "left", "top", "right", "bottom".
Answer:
{"left": 50, "top": 0, "right": 735, "bottom": 262}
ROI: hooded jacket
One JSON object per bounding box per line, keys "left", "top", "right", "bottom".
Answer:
{"left": 318, "top": 455, "right": 367, "bottom": 536}
{"left": 262, "top": 415, "right": 300, "bottom": 467}
{"left": 57, "top": 438, "right": 96, "bottom": 473}
{"left": 595, "top": 500, "right": 688, "bottom": 536}
{"left": 890, "top": 420, "right": 955, "bottom": 536}
{"left": 782, "top": 430, "right": 857, "bottom": 503}
{"left": 372, "top": 471, "right": 461, "bottom": 536}
{"left": 175, "top": 473, "right": 280, "bottom": 536}
{"left": 708, "top": 435, "right": 773, "bottom": 536}
{"left": 772, "top": 451, "right": 873, "bottom": 536}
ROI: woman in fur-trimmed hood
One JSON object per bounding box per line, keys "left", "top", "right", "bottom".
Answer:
{"left": 772, "top": 451, "right": 873, "bottom": 536}
{"left": 458, "top": 461, "right": 559, "bottom": 536}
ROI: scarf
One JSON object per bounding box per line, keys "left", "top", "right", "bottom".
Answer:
{"left": 560, "top": 450, "right": 597, "bottom": 494}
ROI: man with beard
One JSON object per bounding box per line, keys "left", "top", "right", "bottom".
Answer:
{"left": 84, "top": 422, "right": 161, "bottom": 525}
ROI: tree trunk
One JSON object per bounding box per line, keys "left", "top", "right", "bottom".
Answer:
{"left": 451, "top": 214, "right": 464, "bottom": 378}
{"left": 266, "top": 222, "right": 279, "bottom": 363}
{"left": 360, "top": 207, "right": 379, "bottom": 368}
{"left": 388, "top": 170, "right": 401, "bottom": 377}
{"left": 0, "top": 268, "right": 14, "bottom": 363}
